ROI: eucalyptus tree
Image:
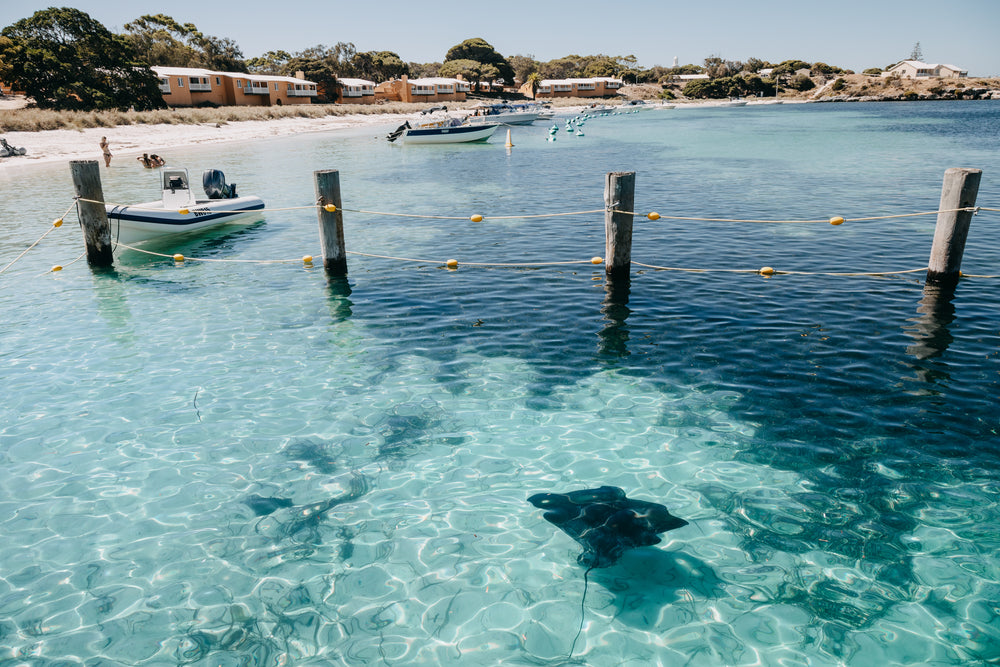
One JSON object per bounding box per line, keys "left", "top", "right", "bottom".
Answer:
{"left": 122, "top": 14, "right": 246, "bottom": 72}
{"left": 444, "top": 38, "right": 514, "bottom": 84}
{"left": 0, "top": 7, "right": 163, "bottom": 110}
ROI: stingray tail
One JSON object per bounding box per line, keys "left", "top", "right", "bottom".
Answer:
{"left": 568, "top": 565, "right": 595, "bottom": 659}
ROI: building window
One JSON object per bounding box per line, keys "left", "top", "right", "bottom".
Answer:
{"left": 178, "top": 78, "right": 184, "bottom": 87}
{"left": 237, "top": 80, "right": 242, "bottom": 88}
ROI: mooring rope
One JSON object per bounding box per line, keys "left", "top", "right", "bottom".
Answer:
{"left": 633, "top": 262, "right": 930, "bottom": 277}
{"left": 0, "top": 201, "right": 78, "bottom": 274}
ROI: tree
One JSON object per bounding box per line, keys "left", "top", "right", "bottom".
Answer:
{"left": 772, "top": 59, "right": 811, "bottom": 76}
{"left": 0, "top": 7, "right": 164, "bottom": 110}
{"left": 525, "top": 71, "right": 542, "bottom": 98}
{"left": 539, "top": 57, "right": 578, "bottom": 80}
{"left": 704, "top": 55, "right": 742, "bottom": 78}
{"left": 408, "top": 61, "right": 441, "bottom": 78}
{"left": 508, "top": 54, "right": 539, "bottom": 85}
{"left": 682, "top": 78, "right": 726, "bottom": 99}
{"left": 444, "top": 37, "right": 514, "bottom": 84}
{"left": 910, "top": 42, "right": 923, "bottom": 61}
{"left": 246, "top": 50, "right": 292, "bottom": 73}
{"left": 439, "top": 58, "right": 498, "bottom": 89}
{"left": 789, "top": 73, "right": 815, "bottom": 91}
{"left": 122, "top": 14, "right": 247, "bottom": 72}
{"left": 350, "top": 50, "right": 408, "bottom": 82}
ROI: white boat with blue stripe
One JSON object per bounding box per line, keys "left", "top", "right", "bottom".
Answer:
{"left": 105, "top": 168, "right": 265, "bottom": 244}
{"left": 387, "top": 117, "right": 499, "bottom": 144}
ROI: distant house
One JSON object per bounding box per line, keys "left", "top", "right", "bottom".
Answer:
{"left": 881, "top": 60, "right": 968, "bottom": 79}
{"left": 668, "top": 73, "right": 709, "bottom": 83}
{"left": 525, "top": 77, "right": 623, "bottom": 99}
{"left": 152, "top": 66, "right": 318, "bottom": 107}
{"left": 337, "top": 78, "right": 376, "bottom": 105}
{"left": 374, "top": 76, "right": 470, "bottom": 103}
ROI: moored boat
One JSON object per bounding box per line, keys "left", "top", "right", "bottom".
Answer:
{"left": 105, "top": 168, "right": 265, "bottom": 244}
{"left": 387, "top": 118, "right": 499, "bottom": 144}
{"left": 463, "top": 103, "right": 541, "bottom": 125}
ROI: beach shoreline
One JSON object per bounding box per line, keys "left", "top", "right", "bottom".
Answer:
{"left": 0, "top": 111, "right": 416, "bottom": 173}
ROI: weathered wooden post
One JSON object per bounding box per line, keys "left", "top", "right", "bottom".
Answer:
{"left": 314, "top": 169, "right": 347, "bottom": 276}
{"left": 69, "top": 159, "right": 113, "bottom": 268}
{"left": 926, "top": 167, "right": 981, "bottom": 287}
{"left": 604, "top": 171, "right": 635, "bottom": 279}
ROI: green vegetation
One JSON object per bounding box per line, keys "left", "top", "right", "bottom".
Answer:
{"left": 444, "top": 38, "right": 514, "bottom": 84}
{"left": 439, "top": 59, "right": 498, "bottom": 88}
{"left": 123, "top": 14, "right": 245, "bottom": 72}
{"left": 0, "top": 7, "right": 164, "bottom": 111}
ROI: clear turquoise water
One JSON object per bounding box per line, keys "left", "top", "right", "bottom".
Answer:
{"left": 1, "top": 101, "right": 999, "bottom": 666}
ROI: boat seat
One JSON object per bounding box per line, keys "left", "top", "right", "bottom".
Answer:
{"left": 160, "top": 169, "right": 195, "bottom": 208}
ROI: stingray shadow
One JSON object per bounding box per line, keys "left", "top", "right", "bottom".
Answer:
{"left": 586, "top": 547, "right": 723, "bottom": 630}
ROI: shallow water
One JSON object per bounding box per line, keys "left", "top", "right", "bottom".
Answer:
{"left": 1, "top": 101, "right": 999, "bottom": 665}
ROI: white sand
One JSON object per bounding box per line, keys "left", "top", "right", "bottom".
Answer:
{"left": 0, "top": 111, "right": 412, "bottom": 173}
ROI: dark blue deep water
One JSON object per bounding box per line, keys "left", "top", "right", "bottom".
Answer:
{"left": 1, "top": 101, "right": 999, "bottom": 665}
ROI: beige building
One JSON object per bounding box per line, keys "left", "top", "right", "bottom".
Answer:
{"left": 337, "top": 78, "right": 377, "bottom": 104}
{"left": 153, "top": 66, "right": 318, "bottom": 107}
{"left": 881, "top": 60, "right": 968, "bottom": 79}
{"left": 524, "top": 77, "right": 623, "bottom": 99}
{"left": 374, "top": 75, "right": 470, "bottom": 103}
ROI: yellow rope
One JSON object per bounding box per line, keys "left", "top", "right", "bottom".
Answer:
{"left": 345, "top": 251, "right": 595, "bottom": 267}
{"left": 615, "top": 208, "right": 977, "bottom": 224}
{"left": 0, "top": 201, "right": 77, "bottom": 275}
{"left": 113, "top": 241, "right": 311, "bottom": 264}
{"left": 78, "top": 194, "right": 991, "bottom": 225}
{"left": 633, "top": 262, "right": 930, "bottom": 277}
{"left": 342, "top": 207, "right": 605, "bottom": 221}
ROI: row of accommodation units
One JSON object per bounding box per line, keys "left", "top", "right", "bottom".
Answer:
{"left": 154, "top": 68, "right": 624, "bottom": 106}
{"left": 152, "top": 66, "right": 319, "bottom": 106}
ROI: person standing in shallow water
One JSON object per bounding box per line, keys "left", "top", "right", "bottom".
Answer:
{"left": 99, "top": 136, "right": 111, "bottom": 167}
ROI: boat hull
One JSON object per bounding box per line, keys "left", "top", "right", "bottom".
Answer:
{"left": 106, "top": 196, "right": 266, "bottom": 244}
{"left": 465, "top": 112, "right": 540, "bottom": 125}
{"left": 400, "top": 123, "right": 499, "bottom": 144}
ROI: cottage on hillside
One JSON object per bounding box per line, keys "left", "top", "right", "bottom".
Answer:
{"left": 881, "top": 60, "right": 968, "bottom": 79}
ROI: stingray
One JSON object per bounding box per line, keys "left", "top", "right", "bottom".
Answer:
{"left": 529, "top": 485, "right": 688, "bottom": 568}
{"left": 528, "top": 485, "right": 688, "bottom": 657}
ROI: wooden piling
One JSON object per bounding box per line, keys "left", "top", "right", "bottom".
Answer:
{"left": 926, "top": 168, "right": 982, "bottom": 287}
{"left": 604, "top": 171, "right": 635, "bottom": 278}
{"left": 69, "top": 160, "right": 113, "bottom": 268}
{"left": 314, "top": 169, "right": 347, "bottom": 276}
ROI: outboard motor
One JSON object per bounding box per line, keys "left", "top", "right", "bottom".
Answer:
{"left": 387, "top": 121, "right": 410, "bottom": 143}
{"left": 202, "top": 169, "right": 237, "bottom": 199}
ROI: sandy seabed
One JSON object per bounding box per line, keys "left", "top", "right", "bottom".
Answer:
{"left": 0, "top": 112, "right": 412, "bottom": 173}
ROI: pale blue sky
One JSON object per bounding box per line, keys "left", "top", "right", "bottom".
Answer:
{"left": 3, "top": 1, "right": 998, "bottom": 76}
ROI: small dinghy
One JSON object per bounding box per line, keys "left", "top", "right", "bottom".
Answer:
{"left": 106, "top": 168, "right": 264, "bottom": 244}
{"left": 0, "top": 137, "right": 27, "bottom": 157}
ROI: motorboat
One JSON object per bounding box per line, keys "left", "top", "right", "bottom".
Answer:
{"left": 463, "top": 103, "right": 541, "bottom": 125}
{"left": 517, "top": 102, "right": 555, "bottom": 120}
{"left": 105, "top": 168, "right": 265, "bottom": 244}
{"left": 711, "top": 98, "right": 748, "bottom": 108}
{"left": 387, "top": 117, "right": 499, "bottom": 144}
{"left": 624, "top": 99, "right": 651, "bottom": 109}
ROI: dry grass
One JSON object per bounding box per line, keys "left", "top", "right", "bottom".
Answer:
{"left": 0, "top": 102, "right": 442, "bottom": 133}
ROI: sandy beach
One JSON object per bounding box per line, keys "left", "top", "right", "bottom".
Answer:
{"left": 0, "top": 110, "right": 412, "bottom": 172}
